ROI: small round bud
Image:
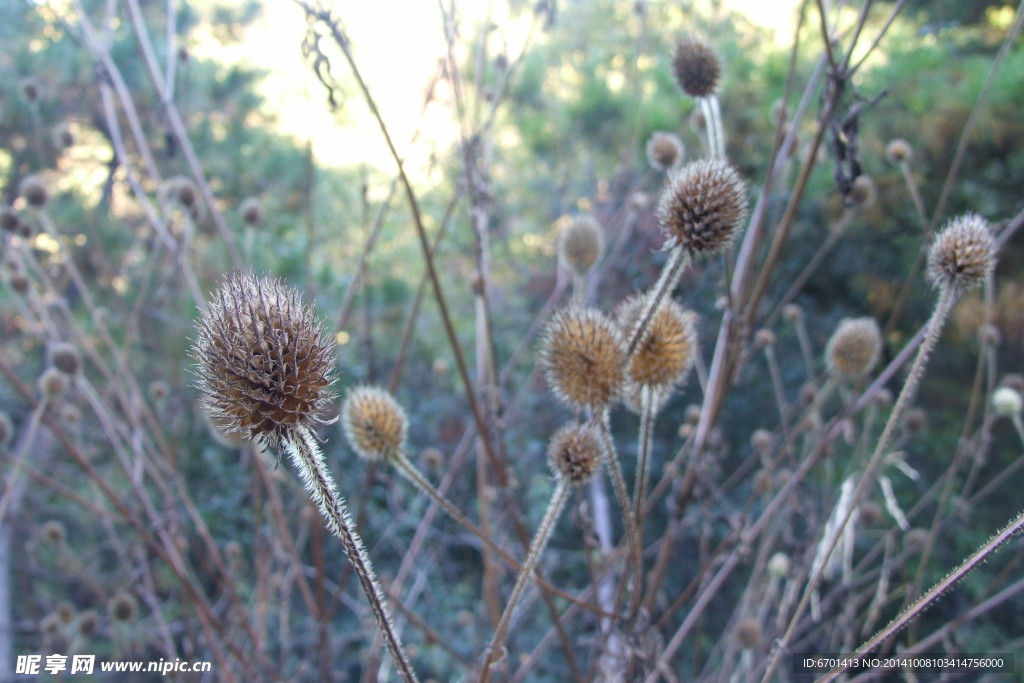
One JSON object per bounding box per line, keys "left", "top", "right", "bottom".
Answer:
{"left": 672, "top": 36, "right": 721, "bottom": 98}
{"left": 239, "top": 197, "right": 263, "bottom": 226}
{"left": 341, "top": 385, "right": 408, "bottom": 462}
{"left": 735, "top": 618, "right": 761, "bottom": 650}
{"left": 41, "top": 520, "right": 66, "bottom": 545}
{"left": 422, "top": 447, "right": 445, "bottom": 471}
{"left": 628, "top": 192, "right": 649, "bottom": 212}
{"left": 767, "top": 552, "right": 790, "bottom": 578}
{"left": 645, "top": 132, "right": 685, "bottom": 171}
{"left": 904, "top": 528, "right": 928, "bottom": 550}
{"left": 781, "top": 304, "right": 803, "bottom": 322}
{"left": 19, "top": 175, "right": 49, "bottom": 209}
{"left": 825, "top": 317, "right": 882, "bottom": 379}
{"left": 754, "top": 329, "right": 775, "bottom": 347}
{"left": 108, "top": 592, "right": 137, "bottom": 622}
{"left": 558, "top": 215, "right": 605, "bottom": 276}
{"left": 992, "top": 386, "right": 1022, "bottom": 418}
{"left": 902, "top": 408, "right": 927, "bottom": 434}
{"left": 927, "top": 214, "right": 995, "bottom": 291}
{"left": 657, "top": 159, "right": 748, "bottom": 255}
{"left": 978, "top": 324, "right": 1001, "bottom": 347}
{"left": 847, "top": 175, "right": 876, "bottom": 208}
{"left": 149, "top": 380, "right": 170, "bottom": 401}
{"left": 750, "top": 429, "right": 773, "bottom": 452}
{"left": 547, "top": 423, "right": 602, "bottom": 484}
{"left": 684, "top": 404, "right": 702, "bottom": 425}
{"left": 77, "top": 610, "right": 99, "bottom": 638}
{"left": 57, "top": 602, "right": 75, "bottom": 624}
{"left": 18, "top": 77, "right": 41, "bottom": 104}
{"left": 541, "top": 307, "right": 626, "bottom": 410}
{"left": 38, "top": 367, "right": 68, "bottom": 397}
{"left": 1, "top": 207, "right": 19, "bottom": 233}
{"left": 52, "top": 123, "right": 75, "bottom": 151}
{"left": 49, "top": 342, "right": 81, "bottom": 375}
{"left": 885, "top": 139, "right": 913, "bottom": 164}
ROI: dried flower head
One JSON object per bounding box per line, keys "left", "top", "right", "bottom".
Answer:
{"left": 617, "top": 294, "right": 697, "bottom": 388}
{"left": 547, "top": 423, "right": 603, "bottom": 484}
{"left": 646, "top": 132, "right": 685, "bottom": 171}
{"left": 38, "top": 367, "right": 68, "bottom": 397}
{"left": 992, "top": 386, "right": 1022, "bottom": 418}
{"left": 1, "top": 207, "right": 19, "bottom": 233}
{"left": 927, "top": 214, "right": 994, "bottom": 291}
{"left": 77, "top": 610, "right": 99, "bottom": 637}
{"left": 672, "top": 36, "right": 721, "bottom": 98}
{"left": 192, "top": 274, "right": 337, "bottom": 450}
{"left": 18, "top": 77, "right": 41, "bottom": 104}
{"left": 19, "top": 175, "right": 49, "bottom": 209}
{"left": 735, "top": 618, "right": 761, "bottom": 650}
{"left": 825, "top": 317, "right": 882, "bottom": 379}
{"left": 108, "top": 592, "right": 136, "bottom": 622}
{"left": 782, "top": 303, "right": 803, "bottom": 322}
{"left": 160, "top": 176, "right": 204, "bottom": 221}
{"left": 847, "top": 175, "right": 876, "bottom": 208}
{"left": 52, "top": 123, "right": 75, "bottom": 151}
{"left": 11, "top": 275, "right": 30, "bottom": 295}
{"left": 57, "top": 602, "right": 75, "bottom": 624}
{"left": 240, "top": 196, "right": 263, "bottom": 226}
{"left": 541, "top": 307, "right": 626, "bottom": 409}
{"left": 341, "top": 385, "right": 408, "bottom": 462}
{"left": 885, "top": 139, "right": 913, "bottom": 164}
{"left": 657, "top": 159, "right": 748, "bottom": 255}
{"left": 49, "top": 342, "right": 81, "bottom": 375}
{"left": 558, "top": 215, "right": 605, "bottom": 276}
{"left": 41, "top": 520, "right": 66, "bottom": 545}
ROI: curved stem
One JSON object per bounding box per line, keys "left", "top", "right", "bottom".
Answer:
{"left": 284, "top": 427, "right": 418, "bottom": 682}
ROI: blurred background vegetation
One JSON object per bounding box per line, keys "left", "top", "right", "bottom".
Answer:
{"left": 1, "top": 0, "right": 1022, "bottom": 680}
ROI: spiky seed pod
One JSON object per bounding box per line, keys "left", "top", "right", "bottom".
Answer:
{"left": 993, "top": 386, "right": 1022, "bottom": 417}
{"left": 38, "top": 368, "right": 68, "bottom": 397}
{"left": 735, "top": 618, "right": 761, "bottom": 650}
{"left": 657, "top": 159, "right": 748, "bottom": 255}
{"left": 49, "top": 342, "right": 81, "bottom": 375}
{"left": 541, "top": 307, "right": 626, "bottom": 410}
{"left": 1, "top": 207, "right": 18, "bottom": 233}
{"left": 617, "top": 294, "right": 697, "bottom": 387}
{"left": 19, "top": 175, "right": 49, "bottom": 209}
{"left": 41, "top": 520, "right": 66, "bottom": 545}
{"left": 558, "top": 215, "right": 605, "bottom": 276}
{"left": 847, "top": 175, "right": 876, "bottom": 208}
{"left": 77, "top": 610, "right": 99, "bottom": 637}
{"left": 672, "top": 36, "right": 721, "bottom": 98}
{"left": 108, "top": 592, "right": 136, "bottom": 622}
{"left": 341, "top": 385, "right": 408, "bottom": 462}
{"left": 18, "top": 77, "right": 41, "bottom": 103}
{"left": 240, "top": 196, "right": 263, "bottom": 226}
{"left": 547, "top": 423, "right": 603, "bottom": 484}
{"left": 646, "top": 132, "right": 685, "bottom": 171}
{"left": 0, "top": 411, "right": 12, "bottom": 448}
{"left": 885, "top": 138, "right": 913, "bottom": 164}
{"left": 192, "top": 274, "right": 337, "bottom": 451}
{"left": 825, "top": 317, "right": 882, "bottom": 379}
{"left": 927, "top": 214, "right": 994, "bottom": 291}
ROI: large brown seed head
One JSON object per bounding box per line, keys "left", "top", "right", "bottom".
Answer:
{"left": 548, "top": 423, "right": 603, "bottom": 484}
{"left": 657, "top": 159, "right": 748, "bottom": 255}
{"left": 927, "top": 214, "right": 994, "bottom": 291}
{"left": 192, "top": 274, "right": 337, "bottom": 450}
{"left": 541, "top": 307, "right": 626, "bottom": 410}
{"left": 672, "top": 36, "right": 721, "bottom": 98}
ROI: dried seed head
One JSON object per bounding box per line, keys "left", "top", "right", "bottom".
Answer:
{"left": 160, "top": 176, "right": 204, "bottom": 220}
{"left": 1, "top": 207, "right": 19, "bottom": 233}
{"left": 41, "top": 520, "right": 66, "bottom": 545}
{"left": 0, "top": 411, "right": 12, "bottom": 448}
{"left": 672, "top": 36, "right": 721, "bottom": 98}
{"left": 754, "top": 329, "right": 775, "bottom": 347}
{"left": 57, "top": 602, "right": 75, "bottom": 624}
{"left": 52, "top": 123, "right": 75, "bottom": 151}
{"left": 927, "top": 214, "right": 994, "bottom": 291}
{"left": 992, "top": 386, "right": 1022, "bottom": 418}
{"left": 341, "top": 385, "right": 408, "bottom": 462}
{"left": 847, "top": 175, "right": 876, "bottom": 208}
{"left": 38, "top": 367, "right": 68, "bottom": 397}
{"left": 192, "top": 274, "right": 337, "bottom": 450}
{"left": 885, "top": 138, "right": 913, "bottom": 164}
{"left": 240, "top": 196, "right": 263, "bottom": 226}
{"left": 782, "top": 303, "right": 803, "bottom": 322}
{"left": 422, "top": 447, "right": 445, "bottom": 470}
{"left": 735, "top": 618, "right": 761, "bottom": 650}
{"left": 547, "top": 423, "right": 603, "bottom": 484}
{"left": 541, "top": 307, "right": 626, "bottom": 410}
{"left": 59, "top": 404, "right": 81, "bottom": 424}
{"left": 558, "top": 215, "right": 605, "bottom": 276}
{"left": 617, "top": 294, "right": 697, "bottom": 388}
{"left": 108, "top": 592, "right": 136, "bottom": 622}
{"left": 149, "top": 380, "right": 170, "bottom": 401}
{"left": 657, "top": 159, "right": 748, "bottom": 255}
{"left": 77, "top": 610, "right": 99, "bottom": 637}
{"left": 767, "top": 552, "right": 790, "bottom": 578}
{"left": 750, "top": 429, "right": 773, "bottom": 452}
{"left": 646, "top": 132, "right": 685, "bottom": 171}
{"left": 49, "top": 342, "right": 81, "bottom": 375}
{"left": 825, "top": 317, "right": 882, "bottom": 379}
{"left": 19, "top": 175, "right": 49, "bottom": 209}
{"left": 18, "top": 77, "right": 41, "bottom": 103}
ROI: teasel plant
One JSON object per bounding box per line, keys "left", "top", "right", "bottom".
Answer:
{"left": 191, "top": 274, "right": 418, "bottom": 683}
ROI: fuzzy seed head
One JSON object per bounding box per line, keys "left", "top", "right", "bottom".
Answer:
{"left": 240, "top": 197, "right": 263, "bottom": 226}
{"left": 885, "top": 139, "right": 913, "bottom": 164}
{"left": 49, "top": 342, "right": 81, "bottom": 375}
{"left": 41, "top": 520, "right": 66, "bottom": 545}
{"left": 108, "top": 592, "right": 136, "bottom": 622}
{"left": 192, "top": 274, "right": 337, "bottom": 451}
{"left": 847, "top": 175, "right": 876, "bottom": 208}
{"left": 19, "top": 175, "right": 49, "bottom": 209}
{"left": 38, "top": 367, "right": 68, "bottom": 397}
{"left": 657, "top": 159, "right": 748, "bottom": 255}
{"left": 1, "top": 207, "right": 18, "bottom": 233}
{"left": 77, "top": 610, "right": 99, "bottom": 637}
{"left": 11, "top": 275, "right": 30, "bottom": 295}
{"left": 341, "top": 385, "right": 408, "bottom": 462}
{"left": 548, "top": 423, "right": 603, "bottom": 484}
{"left": 768, "top": 552, "right": 790, "bottom": 578}
{"left": 735, "top": 618, "right": 761, "bottom": 650}
{"left": 558, "top": 215, "right": 605, "bottom": 276}
{"left": 672, "top": 36, "right": 721, "bottom": 98}
{"left": 825, "top": 317, "right": 882, "bottom": 379}
{"left": 927, "top": 214, "right": 994, "bottom": 291}
{"left": 541, "top": 307, "right": 626, "bottom": 409}
{"left": 18, "top": 77, "right": 41, "bottom": 103}
{"left": 53, "top": 123, "right": 75, "bottom": 150}
{"left": 617, "top": 295, "right": 697, "bottom": 388}
{"left": 646, "top": 132, "right": 685, "bottom": 171}
{"left": 993, "top": 386, "right": 1022, "bottom": 418}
